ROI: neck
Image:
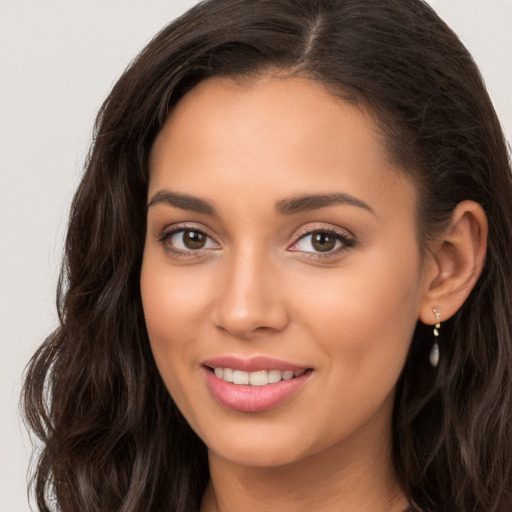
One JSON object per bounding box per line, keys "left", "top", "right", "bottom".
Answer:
{"left": 200, "top": 407, "right": 408, "bottom": 512}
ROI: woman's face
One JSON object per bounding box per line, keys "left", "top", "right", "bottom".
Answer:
{"left": 141, "top": 76, "right": 429, "bottom": 467}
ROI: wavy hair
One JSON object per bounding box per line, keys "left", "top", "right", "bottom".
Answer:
{"left": 23, "top": 1, "right": 512, "bottom": 510}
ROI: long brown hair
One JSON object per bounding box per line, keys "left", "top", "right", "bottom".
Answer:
{"left": 23, "top": 1, "right": 512, "bottom": 510}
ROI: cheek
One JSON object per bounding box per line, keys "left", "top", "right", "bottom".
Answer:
{"left": 292, "top": 249, "right": 422, "bottom": 382}
{"left": 141, "top": 249, "right": 213, "bottom": 343}
{"left": 284, "top": 257, "right": 421, "bottom": 447}
{"left": 140, "top": 252, "right": 205, "bottom": 397}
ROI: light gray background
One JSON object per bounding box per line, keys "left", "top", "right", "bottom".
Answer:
{"left": 1, "top": 2, "right": 511, "bottom": 510}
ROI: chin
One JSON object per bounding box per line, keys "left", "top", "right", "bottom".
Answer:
{"left": 210, "top": 442, "right": 304, "bottom": 468}
{"left": 199, "top": 420, "right": 320, "bottom": 468}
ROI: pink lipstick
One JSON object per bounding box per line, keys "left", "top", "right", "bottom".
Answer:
{"left": 202, "top": 356, "right": 312, "bottom": 412}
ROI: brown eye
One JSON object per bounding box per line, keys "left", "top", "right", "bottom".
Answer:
{"left": 290, "top": 228, "right": 354, "bottom": 256}
{"left": 182, "top": 230, "right": 206, "bottom": 249}
{"left": 164, "top": 228, "right": 219, "bottom": 253}
{"left": 311, "top": 232, "right": 336, "bottom": 252}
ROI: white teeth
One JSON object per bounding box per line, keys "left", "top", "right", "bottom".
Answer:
{"left": 249, "top": 371, "right": 268, "bottom": 386}
{"left": 223, "top": 368, "right": 234, "bottom": 382}
{"left": 212, "top": 367, "right": 306, "bottom": 385}
{"left": 268, "top": 369, "right": 282, "bottom": 384}
{"left": 233, "top": 370, "right": 249, "bottom": 385}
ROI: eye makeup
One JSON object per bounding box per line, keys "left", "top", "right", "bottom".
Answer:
{"left": 157, "top": 223, "right": 220, "bottom": 260}
{"left": 156, "top": 221, "right": 356, "bottom": 262}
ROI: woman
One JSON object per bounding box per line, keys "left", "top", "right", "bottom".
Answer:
{"left": 22, "top": 0, "right": 512, "bottom": 511}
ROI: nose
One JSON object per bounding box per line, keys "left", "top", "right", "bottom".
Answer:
{"left": 212, "top": 248, "right": 290, "bottom": 339}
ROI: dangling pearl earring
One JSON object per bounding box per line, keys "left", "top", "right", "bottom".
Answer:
{"left": 430, "top": 308, "right": 441, "bottom": 367}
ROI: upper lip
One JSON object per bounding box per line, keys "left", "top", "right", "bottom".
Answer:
{"left": 202, "top": 356, "right": 309, "bottom": 373}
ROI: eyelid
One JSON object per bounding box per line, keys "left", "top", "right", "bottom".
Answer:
{"left": 156, "top": 221, "right": 355, "bottom": 259}
{"left": 287, "top": 224, "right": 356, "bottom": 256}
{"left": 157, "top": 221, "right": 213, "bottom": 239}
{"left": 292, "top": 223, "right": 354, "bottom": 241}
{"left": 157, "top": 222, "right": 221, "bottom": 256}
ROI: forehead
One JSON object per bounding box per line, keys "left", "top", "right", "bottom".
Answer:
{"left": 149, "top": 75, "right": 416, "bottom": 222}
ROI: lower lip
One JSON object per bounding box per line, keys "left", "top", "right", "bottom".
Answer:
{"left": 203, "top": 367, "right": 312, "bottom": 412}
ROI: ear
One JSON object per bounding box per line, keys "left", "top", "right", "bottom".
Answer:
{"left": 419, "top": 200, "right": 488, "bottom": 325}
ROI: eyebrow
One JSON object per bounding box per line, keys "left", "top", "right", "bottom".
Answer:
{"left": 147, "top": 189, "right": 374, "bottom": 217}
{"left": 147, "top": 190, "right": 217, "bottom": 215}
{"left": 275, "top": 193, "right": 375, "bottom": 216}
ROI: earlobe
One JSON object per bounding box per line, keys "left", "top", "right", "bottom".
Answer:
{"left": 419, "top": 200, "right": 488, "bottom": 324}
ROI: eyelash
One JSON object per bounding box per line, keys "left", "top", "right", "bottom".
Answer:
{"left": 158, "top": 224, "right": 219, "bottom": 259}
{"left": 158, "top": 224, "right": 355, "bottom": 260}
{"left": 289, "top": 226, "right": 355, "bottom": 259}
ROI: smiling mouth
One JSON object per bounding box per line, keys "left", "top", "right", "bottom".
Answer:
{"left": 206, "top": 367, "right": 310, "bottom": 386}
{"left": 203, "top": 363, "right": 313, "bottom": 412}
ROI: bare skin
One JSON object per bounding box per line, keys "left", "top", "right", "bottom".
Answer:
{"left": 141, "top": 75, "right": 487, "bottom": 512}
